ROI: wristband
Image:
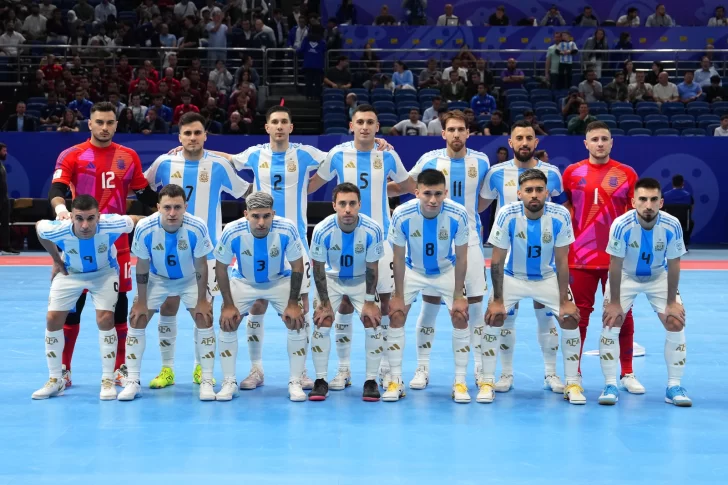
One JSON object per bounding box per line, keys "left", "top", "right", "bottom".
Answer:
{"left": 365, "top": 294, "right": 376, "bottom": 302}
{"left": 55, "top": 204, "right": 68, "bottom": 216}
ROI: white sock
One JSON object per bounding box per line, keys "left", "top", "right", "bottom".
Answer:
{"left": 452, "top": 327, "right": 470, "bottom": 382}
{"left": 387, "top": 326, "right": 405, "bottom": 379}
{"left": 480, "top": 326, "right": 499, "bottom": 383}
{"left": 535, "top": 308, "right": 558, "bottom": 376}
{"left": 364, "top": 327, "right": 383, "bottom": 381}
{"left": 303, "top": 313, "right": 313, "bottom": 371}
{"left": 380, "top": 315, "right": 390, "bottom": 367}
{"left": 468, "top": 302, "right": 484, "bottom": 370}
{"left": 218, "top": 330, "right": 238, "bottom": 380}
{"left": 246, "top": 314, "right": 264, "bottom": 368}
{"left": 561, "top": 328, "right": 581, "bottom": 385}
{"left": 125, "top": 327, "right": 146, "bottom": 382}
{"left": 193, "top": 326, "right": 200, "bottom": 366}
{"left": 196, "top": 327, "right": 216, "bottom": 380}
{"left": 99, "top": 328, "right": 118, "bottom": 380}
{"left": 45, "top": 329, "right": 63, "bottom": 379}
{"left": 287, "top": 329, "right": 308, "bottom": 381}
{"left": 334, "top": 311, "right": 354, "bottom": 370}
{"left": 599, "top": 327, "right": 620, "bottom": 385}
{"left": 311, "top": 326, "right": 331, "bottom": 379}
{"left": 415, "top": 301, "right": 440, "bottom": 368}
{"left": 665, "top": 330, "right": 686, "bottom": 388}
{"left": 158, "top": 315, "right": 177, "bottom": 370}
{"left": 499, "top": 309, "right": 517, "bottom": 375}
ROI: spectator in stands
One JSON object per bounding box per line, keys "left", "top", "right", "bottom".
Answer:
{"left": 253, "top": 17, "right": 276, "bottom": 48}
{"left": 534, "top": 149, "right": 549, "bottom": 162}
{"left": 463, "top": 109, "right": 482, "bottom": 134}
{"left": 231, "top": 72, "right": 257, "bottom": 108}
{"left": 709, "top": 6, "right": 728, "bottom": 26}
{"left": 324, "top": 55, "right": 352, "bottom": 90}
{"left": 243, "top": 0, "right": 269, "bottom": 23}
{"left": 470, "top": 83, "right": 496, "bottom": 116}
{"left": 139, "top": 0, "right": 161, "bottom": 20}
{"left": 68, "top": 88, "right": 94, "bottom": 120}
{"left": 155, "top": 81, "right": 174, "bottom": 108}
{"left": 3, "top": 8, "right": 23, "bottom": 32}
{"left": 678, "top": 71, "right": 702, "bottom": 104}
{"left": 39, "top": 0, "right": 57, "bottom": 20}
{"left": 208, "top": 60, "right": 233, "bottom": 94}
{"left": 161, "top": 68, "right": 181, "bottom": 94}
{"left": 501, "top": 58, "right": 525, "bottom": 91}
{"left": 188, "top": 71, "right": 209, "bottom": 104}
{"left": 57, "top": 109, "right": 79, "bottom": 133}
{"left": 715, "top": 114, "right": 728, "bottom": 136}
{"left": 26, "top": 69, "right": 48, "bottom": 99}
{"left": 419, "top": 58, "right": 442, "bottom": 89}
{"left": 583, "top": 28, "right": 607, "bottom": 79}
{"left": 46, "top": 9, "right": 69, "bottom": 44}
{"left": 134, "top": 79, "right": 154, "bottom": 106}
{"left": 496, "top": 146, "right": 508, "bottom": 162}
{"left": 159, "top": 23, "right": 176, "bottom": 48}
{"left": 645, "top": 4, "right": 675, "bottom": 27}
{"left": 441, "top": 70, "right": 466, "bottom": 102}
{"left": 573, "top": 6, "right": 598, "bottom": 27}
{"left": 139, "top": 108, "right": 168, "bottom": 134}
{"left": 622, "top": 60, "right": 637, "bottom": 84}
{"left": 223, "top": 111, "right": 247, "bottom": 134}
{"left": 375, "top": 5, "right": 397, "bottom": 25}
{"left": 617, "top": 7, "right": 640, "bottom": 26}
{"left": 94, "top": 0, "right": 116, "bottom": 26}
{"left": 402, "top": 0, "right": 427, "bottom": 25}
{"left": 234, "top": 55, "right": 260, "bottom": 87}
{"left": 486, "top": 6, "right": 510, "bottom": 26}
{"left": 422, "top": 96, "right": 442, "bottom": 125}
{"left": 369, "top": 73, "right": 394, "bottom": 92}
{"left": 0, "top": 21, "right": 25, "bottom": 57}
{"left": 652, "top": 71, "right": 679, "bottom": 106}
{"left": 392, "top": 60, "right": 415, "bottom": 90}
{"left": 613, "top": 33, "right": 633, "bottom": 71}
{"left": 288, "top": 16, "right": 309, "bottom": 50}
{"left": 73, "top": 0, "right": 95, "bottom": 26}
{"left": 523, "top": 110, "right": 547, "bottom": 135}
{"left": 663, "top": 174, "right": 694, "bottom": 246}
{"left": 464, "top": 71, "right": 481, "bottom": 100}
{"left": 568, "top": 103, "right": 597, "bottom": 135}
{"left": 40, "top": 93, "right": 65, "bottom": 126}
{"left": 442, "top": 57, "right": 468, "bottom": 82}
{"left": 427, "top": 107, "right": 447, "bottom": 135}
{"left": 129, "top": 93, "right": 149, "bottom": 124}
{"left": 267, "top": 9, "right": 287, "bottom": 48}
{"left": 345, "top": 93, "right": 358, "bottom": 120}
{"left": 130, "top": 67, "right": 157, "bottom": 94}
{"left": 175, "top": 0, "right": 199, "bottom": 20}
{"left": 645, "top": 61, "right": 663, "bottom": 86}
{"left": 540, "top": 5, "right": 566, "bottom": 26}
{"left": 694, "top": 57, "right": 720, "bottom": 88}
{"left": 604, "top": 72, "right": 629, "bottom": 103}
{"left": 116, "top": 108, "right": 138, "bottom": 133}
{"left": 200, "top": 0, "right": 223, "bottom": 18}
{"left": 705, "top": 75, "right": 725, "bottom": 103}
{"left": 437, "top": 4, "right": 460, "bottom": 26}
{"left": 2, "top": 102, "right": 39, "bottom": 132}
{"left": 457, "top": 44, "right": 477, "bottom": 70}
{"left": 359, "top": 43, "right": 380, "bottom": 79}
{"left": 324, "top": 18, "right": 342, "bottom": 51}
{"left": 578, "top": 69, "right": 602, "bottom": 103}
{"left": 299, "top": 24, "right": 326, "bottom": 100}
{"left": 556, "top": 32, "right": 578, "bottom": 90}
{"left": 628, "top": 71, "right": 654, "bottom": 103}
{"left": 206, "top": 10, "right": 228, "bottom": 66}
{"left": 390, "top": 108, "right": 427, "bottom": 136}
{"left": 40, "top": 55, "right": 63, "bottom": 82}
{"left": 336, "top": 0, "right": 357, "bottom": 25}
{"left": 562, "top": 87, "right": 584, "bottom": 116}
{"left": 179, "top": 15, "right": 202, "bottom": 61}
{"left": 545, "top": 32, "right": 562, "bottom": 87}
{"left": 228, "top": 92, "right": 253, "bottom": 120}
{"left": 483, "top": 110, "right": 509, "bottom": 136}
{"left": 150, "top": 94, "right": 173, "bottom": 124}
{"left": 173, "top": 92, "right": 200, "bottom": 124}
{"left": 202, "top": 96, "right": 226, "bottom": 124}
{"left": 473, "top": 58, "right": 494, "bottom": 92}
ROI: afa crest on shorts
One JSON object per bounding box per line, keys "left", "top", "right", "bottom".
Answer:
{"left": 438, "top": 228, "right": 448, "bottom": 240}
{"left": 178, "top": 240, "right": 189, "bottom": 251}
{"left": 199, "top": 171, "right": 209, "bottom": 183}
{"left": 270, "top": 246, "right": 280, "bottom": 257}
{"left": 98, "top": 243, "right": 107, "bottom": 253}
{"left": 467, "top": 166, "right": 477, "bottom": 178}
{"left": 355, "top": 243, "right": 365, "bottom": 254}
{"left": 543, "top": 232, "right": 553, "bottom": 244}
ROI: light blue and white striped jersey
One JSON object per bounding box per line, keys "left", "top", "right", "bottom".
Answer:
{"left": 144, "top": 151, "right": 250, "bottom": 259}
{"left": 214, "top": 215, "right": 303, "bottom": 283}
{"left": 481, "top": 159, "right": 565, "bottom": 211}
{"left": 310, "top": 213, "right": 385, "bottom": 279}
{"left": 558, "top": 40, "right": 578, "bottom": 64}
{"left": 37, "top": 214, "right": 134, "bottom": 274}
{"left": 317, "top": 141, "right": 409, "bottom": 237}
{"left": 388, "top": 199, "right": 469, "bottom": 276}
{"left": 488, "top": 202, "right": 574, "bottom": 281}
{"left": 606, "top": 210, "right": 686, "bottom": 278}
{"left": 131, "top": 212, "right": 213, "bottom": 279}
{"left": 409, "top": 148, "right": 490, "bottom": 246}
{"left": 231, "top": 143, "right": 326, "bottom": 250}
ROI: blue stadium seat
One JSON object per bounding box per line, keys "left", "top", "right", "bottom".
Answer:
{"left": 601, "top": 120, "right": 618, "bottom": 129}
{"left": 688, "top": 101, "right": 710, "bottom": 110}
{"left": 512, "top": 114, "right": 524, "bottom": 122}
{"left": 323, "top": 113, "right": 347, "bottom": 124}
{"left": 628, "top": 128, "right": 652, "bottom": 136}
{"left": 396, "top": 100, "right": 419, "bottom": 111}
{"left": 505, "top": 88, "right": 528, "bottom": 97}
{"left": 655, "top": 128, "right": 680, "bottom": 136}
{"left": 509, "top": 102, "right": 532, "bottom": 112}
{"left": 682, "top": 128, "right": 706, "bottom": 136}
{"left": 447, "top": 101, "right": 469, "bottom": 111}
{"left": 687, "top": 104, "right": 710, "bottom": 116}
{"left": 323, "top": 89, "right": 346, "bottom": 102}
{"left": 712, "top": 101, "right": 728, "bottom": 111}
{"left": 636, "top": 101, "right": 659, "bottom": 110}
{"left": 418, "top": 95, "right": 434, "bottom": 106}
{"left": 378, "top": 113, "right": 398, "bottom": 126}
{"left": 170, "top": 125, "right": 179, "bottom": 134}
{"left": 530, "top": 95, "right": 553, "bottom": 105}
{"left": 323, "top": 104, "right": 345, "bottom": 115}
{"left": 530, "top": 89, "right": 552, "bottom": 99}
{"left": 596, "top": 114, "right": 616, "bottom": 122}
{"left": 534, "top": 100, "right": 557, "bottom": 109}
{"left": 618, "top": 114, "right": 642, "bottom": 123}
{"left": 698, "top": 116, "right": 720, "bottom": 129}
{"left": 26, "top": 103, "right": 46, "bottom": 112}
{"left": 644, "top": 114, "right": 668, "bottom": 123}
{"left": 671, "top": 116, "right": 696, "bottom": 131}
{"left": 588, "top": 105, "right": 608, "bottom": 115}
{"left": 372, "top": 101, "right": 395, "bottom": 113}
{"left": 609, "top": 102, "right": 632, "bottom": 111}
{"left": 611, "top": 128, "right": 625, "bottom": 136}
{"left": 698, "top": 114, "right": 720, "bottom": 123}
{"left": 636, "top": 105, "right": 660, "bottom": 116}
{"left": 420, "top": 101, "right": 433, "bottom": 112}
{"left": 506, "top": 94, "right": 529, "bottom": 105}
{"left": 371, "top": 92, "right": 394, "bottom": 103}
{"left": 535, "top": 106, "right": 558, "bottom": 117}
{"left": 619, "top": 119, "right": 643, "bottom": 131}
{"left": 645, "top": 120, "right": 669, "bottom": 132}
{"left": 418, "top": 89, "right": 440, "bottom": 99}
{"left": 611, "top": 107, "right": 635, "bottom": 117}
{"left": 394, "top": 91, "right": 417, "bottom": 102}
{"left": 26, "top": 97, "right": 47, "bottom": 105}
{"left": 397, "top": 107, "right": 419, "bottom": 117}
{"left": 707, "top": 123, "right": 720, "bottom": 135}
{"left": 525, "top": 82, "right": 542, "bottom": 91}
{"left": 324, "top": 127, "right": 350, "bottom": 135}
{"left": 26, "top": 110, "right": 41, "bottom": 119}
{"left": 348, "top": 88, "right": 368, "bottom": 98}
{"left": 661, "top": 103, "right": 684, "bottom": 116}
{"left": 712, "top": 107, "right": 728, "bottom": 117}
{"left": 549, "top": 128, "right": 568, "bottom": 135}
{"left": 543, "top": 119, "right": 565, "bottom": 131}
{"left": 541, "top": 114, "right": 563, "bottom": 122}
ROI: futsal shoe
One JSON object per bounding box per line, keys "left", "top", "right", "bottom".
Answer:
{"left": 32, "top": 378, "right": 65, "bottom": 400}
{"left": 216, "top": 378, "right": 239, "bottom": 401}
{"left": 598, "top": 384, "right": 619, "bottom": 405}
{"left": 114, "top": 364, "right": 128, "bottom": 387}
{"left": 301, "top": 369, "right": 314, "bottom": 390}
{"left": 329, "top": 368, "right": 352, "bottom": 391}
{"left": 474, "top": 364, "right": 484, "bottom": 388}
{"left": 239, "top": 366, "right": 264, "bottom": 390}
{"left": 378, "top": 364, "right": 392, "bottom": 389}
{"left": 408, "top": 365, "right": 429, "bottom": 390}
{"left": 544, "top": 375, "right": 565, "bottom": 393}
{"left": 620, "top": 373, "right": 646, "bottom": 394}
{"left": 118, "top": 380, "right": 142, "bottom": 401}
{"left": 494, "top": 374, "right": 514, "bottom": 393}
{"left": 61, "top": 365, "right": 72, "bottom": 388}
{"left": 476, "top": 382, "right": 496, "bottom": 403}
{"left": 149, "top": 366, "right": 175, "bottom": 389}
{"left": 452, "top": 382, "right": 471, "bottom": 403}
{"left": 382, "top": 378, "right": 405, "bottom": 402}
{"left": 308, "top": 379, "right": 329, "bottom": 401}
{"left": 193, "top": 364, "right": 216, "bottom": 386}
{"left": 100, "top": 378, "right": 117, "bottom": 400}
{"left": 199, "top": 379, "right": 216, "bottom": 401}
{"left": 665, "top": 386, "right": 692, "bottom": 407}
{"left": 563, "top": 383, "right": 586, "bottom": 405}
{"left": 288, "top": 379, "right": 306, "bottom": 402}
{"left": 362, "top": 379, "right": 381, "bottom": 402}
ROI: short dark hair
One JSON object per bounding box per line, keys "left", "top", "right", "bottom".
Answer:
{"left": 511, "top": 119, "right": 535, "bottom": 131}
{"left": 635, "top": 177, "right": 662, "bottom": 194}
{"left": 332, "top": 182, "right": 361, "bottom": 202}
{"left": 178, "top": 112, "right": 206, "bottom": 128}
{"left": 72, "top": 194, "right": 99, "bottom": 211}
{"left": 159, "top": 184, "right": 187, "bottom": 201}
{"left": 337, "top": 55, "right": 349, "bottom": 63}
{"left": 492, "top": 110, "right": 504, "bottom": 118}
{"left": 266, "top": 105, "right": 292, "bottom": 122}
{"left": 0, "top": 142, "right": 7, "bottom": 151}
{"left": 672, "top": 174, "right": 685, "bottom": 187}
{"left": 90, "top": 102, "right": 117, "bottom": 116}
{"left": 352, "top": 104, "right": 378, "bottom": 118}
{"left": 586, "top": 120, "right": 611, "bottom": 134}
{"left": 627, "top": 7, "right": 638, "bottom": 14}
{"left": 533, "top": 149, "right": 546, "bottom": 160}
{"left": 519, "top": 168, "right": 547, "bottom": 186}
{"left": 721, "top": 114, "right": 728, "bottom": 121}
{"left": 497, "top": 146, "right": 508, "bottom": 154}
{"left": 711, "top": 75, "right": 721, "bottom": 84}
{"left": 417, "top": 168, "right": 446, "bottom": 187}
{"left": 432, "top": 95, "right": 442, "bottom": 102}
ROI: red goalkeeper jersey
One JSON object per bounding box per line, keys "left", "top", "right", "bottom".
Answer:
{"left": 562, "top": 159, "right": 638, "bottom": 269}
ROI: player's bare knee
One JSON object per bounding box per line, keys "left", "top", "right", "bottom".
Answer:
{"left": 250, "top": 299, "right": 268, "bottom": 315}
{"left": 96, "top": 311, "right": 115, "bottom": 331}
{"left": 422, "top": 295, "right": 440, "bottom": 305}
{"left": 559, "top": 316, "right": 579, "bottom": 331}
{"left": 160, "top": 296, "right": 180, "bottom": 316}
{"left": 46, "top": 311, "right": 67, "bottom": 331}
{"left": 389, "top": 312, "right": 405, "bottom": 328}
{"left": 193, "top": 314, "right": 213, "bottom": 330}
{"left": 451, "top": 314, "right": 468, "bottom": 329}
{"left": 662, "top": 315, "right": 684, "bottom": 332}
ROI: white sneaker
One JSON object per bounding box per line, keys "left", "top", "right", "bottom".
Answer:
{"left": 32, "top": 378, "right": 65, "bottom": 400}
{"left": 564, "top": 383, "right": 587, "bottom": 405}
{"left": 118, "top": 380, "right": 141, "bottom": 401}
{"left": 494, "top": 374, "right": 514, "bottom": 393}
{"left": 620, "top": 373, "right": 646, "bottom": 394}
{"left": 452, "top": 382, "right": 471, "bottom": 403}
{"left": 409, "top": 365, "right": 429, "bottom": 390}
{"left": 199, "top": 379, "right": 216, "bottom": 401}
{"left": 382, "top": 378, "right": 405, "bottom": 402}
{"left": 543, "top": 375, "right": 565, "bottom": 393}
{"left": 288, "top": 379, "right": 306, "bottom": 402}
{"left": 239, "top": 366, "right": 264, "bottom": 390}
{"left": 329, "top": 368, "right": 352, "bottom": 391}
{"left": 300, "top": 368, "right": 314, "bottom": 390}
{"left": 100, "top": 378, "right": 117, "bottom": 400}
{"left": 474, "top": 364, "right": 484, "bottom": 388}
{"left": 633, "top": 342, "right": 646, "bottom": 357}
{"left": 476, "top": 382, "right": 496, "bottom": 404}
{"left": 378, "top": 364, "right": 392, "bottom": 389}
{"left": 216, "top": 377, "right": 240, "bottom": 401}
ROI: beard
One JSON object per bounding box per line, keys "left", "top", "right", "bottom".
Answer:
{"left": 525, "top": 200, "right": 544, "bottom": 213}
{"left": 514, "top": 148, "right": 533, "bottom": 163}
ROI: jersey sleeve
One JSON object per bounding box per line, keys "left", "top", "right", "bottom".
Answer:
{"left": 548, "top": 168, "right": 566, "bottom": 204}
{"left": 309, "top": 226, "right": 327, "bottom": 263}
{"left": 130, "top": 225, "right": 151, "bottom": 260}
{"left": 366, "top": 226, "right": 385, "bottom": 263}
{"left": 555, "top": 211, "right": 575, "bottom": 247}
{"left": 408, "top": 155, "right": 428, "bottom": 179}
{"left": 387, "top": 151, "right": 410, "bottom": 183}
{"left": 454, "top": 210, "right": 470, "bottom": 246}
{"left": 213, "top": 228, "right": 236, "bottom": 265}
{"left": 144, "top": 156, "right": 165, "bottom": 189}
{"left": 128, "top": 150, "right": 149, "bottom": 190}
{"left": 36, "top": 219, "right": 71, "bottom": 242}
{"left": 219, "top": 160, "right": 251, "bottom": 198}
{"left": 99, "top": 214, "right": 135, "bottom": 234}
{"left": 666, "top": 224, "right": 687, "bottom": 260}
{"left": 52, "top": 147, "right": 78, "bottom": 185}
{"left": 193, "top": 225, "right": 214, "bottom": 259}
{"left": 387, "top": 212, "right": 406, "bottom": 247}
{"left": 284, "top": 227, "right": 304, "bottom": 262}
{"left": 298, "top": 145, "right": 328, "bottom": 165}
{"left": 316, "top": 149, "right": 339, "bottom": 182}
{"left": 606, "top": 219, "right": 628, "bottom": 258}
{"left": 480, "top": 168, "right": 498, "bottom": 200}
{"left": 561, "top": 165, "right": 573, "bottom": 203}
{"left": 487, "top": 208, "right": 511, "bottom": 250}
{"left": 230, "top": 145, "right": 259, "bottom": 171}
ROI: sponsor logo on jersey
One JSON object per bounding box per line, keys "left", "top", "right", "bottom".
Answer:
{"left": 410, "top": 229, "right": 422, "bottom": 237}
{"left": 467, "top": 166, "right": 477, "bottom": 178}
{"left": 655, "top": 240, "right": 665, "bottom": 251}
{"left": 199, "top": 171, "right": 209, "bottom": 183}
{"left": 153, "top": 243, "right": 165, "bottom": 251}
{"left": 373, "top": 155, "right": 383, "bottom": 170}
{"left": 438, "top": 228, "right": 448, "bottom": 240}
{"left": 87, "top": 162, "right": 96, "bottom": 169}
{"left": 171, "top": 171, "right": 182, "bottom": 178}
{"left": 515, "top": 231, "right": 526, "bottom": 239}
{"left": 629, "top": 241, "right": 639, "bottom": 248}
{"left": 611, "top": 239, "right": 620, "bottom": 250}
{"left": 355, "top": 243, "right": 365, "bottom": 253}
{"left": 242, "top": 249, "right": 252, "bottom": 256}
{"left": 67, "top": 248, "right": 78, "bottom": 255}
{"left": 330, "top": 244, "right": 341, "bottom": 251}
{"left": 542, "top": 232, "right": 552, "bottom": 243}
{"left": 345, "top": 161, "right": 356, "bottom": 169}
{"left": 178, "top": 239, "right": 188, "bottom": 250}
{"left": 260, "top": 161, "right": 270, "bottom": 169}
{"left": 505, "top": 179, "right": 516, "bottom": 187}
{"left": 270, "top": 246, "right": 280, "bottom": 257}
{"left": 577, "top": 177, "right": 587, "bottom": 186}
{"left": 98, "top": 243, "right": 107, "bottom": 253}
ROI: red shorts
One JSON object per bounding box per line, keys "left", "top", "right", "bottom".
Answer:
{"left": 115, "top": 235, "right": 132, "bottom": 293}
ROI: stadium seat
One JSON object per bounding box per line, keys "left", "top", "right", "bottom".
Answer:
{"left": 549, "top": 128, "right": 568, "bottom": 135}
{"left": 420, "top": 101, "right": 433, "bottom": 112}
{"left": 447, "top": 101, "right": 469, "bottom": 111}
{"left": 324, "top": 127, "right": 350, "bottom": 135}
{"left": 682, "top": 128, "right": 706, "bottom": 136}
{"left": 323, "top": 114, "right": 347, "bottom": 125}
{"left": 712, "top": 107, "right": 728, "bottom": 117}
{"left": 394, "top": 91, "right": 417, "bottom": 102}
{"left": 611, "top": 128, "right": 625, "bottom": 136}
{"left": 505, "top": 88, "right": 528, "bottom": 97}
{"left": 371, "top": 92, "right": 394, "bottom": 103}
{"left": 509, "top": 102, "right": 532, "bottom": 112}
{"left": 26, "top": 97, "right": 47, "bottom": 105}
{"left": 671, "top": 117, "right": 696, "bottom": 131}
{"left": 525, "top": 82, "right": 542, "bottom": 91}
{"left": 688, "top": 101, "right": 710, "bottom": 110}
{"left": 611, "top": 107, "right": 635, "bottom": 117}
{"left": 588, "top": 101, "right": 608, "bottom": 113}
{"left": 589, "top": 105, "right": 608, "bottom": 115}
{"left": 396, "top": 100, "right": 419, "bottom": 111}
{"left": 535, "top": 106, "right": 558, "bottom": 117}
{"left": 636, "top": 105, "right": 660, "bottom": 116}
{"left": 348, "top": 88, "right": 368, "bottom": 98}
{"left": 645, "top": 120, "right": 669, "bottom": 132}
{"left": 698, "top": 116, "right": 720, "bottom": 129}
{"left": 661, "top": 103, "right": 684, "bottom": 116}
{"left": 628, "top": 128, "right": 652, "bottom": 136}
{"left": 644, "top": 114, "right": 668, "bottom": 123}
{"left": 707, "top": 123, "right": 720, "bottom": 135}
{"left": 512, "top": 114, "right": 524, "bottom": 122}
{"left": 618, "top": 114, "right": 642, "bottom": 123}
{"left": 372, "top": 101, "right": 395, "bottom": 113}
{"left": 26, "top": 110, "right": 41, "bottom": 119}
{"left": 530, "top": 89, "right": 552, "bottom": 99}
{"left": 26, "top": 103, "right": 46, "bottom": 112}
{"left": 323, "top": 104, "right": 345, "bottom": 115}
{"left": 170, "top": 125, "right": 179, "bottom": 134}
{"left": 687, "top": 104, "right": 710, "bottom": 117}
{"left": 655, "top": 128, "right": 680, "bottom": 136}
{"left": 324, "top": 120, "right": 347, "bottom": 131}
{"left": 397, "top": 107, "right": 418, "bottom": 117}
{"left": 609, "top": 102, "right": 632, "bottom": 111}
{"left": 601, "top": 120, "right": 618, "bottom": 129}
{"left": 534, "top": 100, "right": 557, "bottom": 109}
{"left": 543, "top": 119, "right": 565, "bottom": 131}
{"left": 506, "top": 94, "right": 529, "bottom": 105}
{"left": 541, "top": 113, "right": 563, "bottom": 122}
{"left": 530, "top": 95, "right": 553, "bottom": 105}
{"left": 378, "top": 113, "right": 398, "bottom": 127}
{"left": 418, "top": 89, "right": 440, "bottom": 99}
{"left": 323, "top": 90, "right": 345, "bottom": 102}
{"left": 596, "top": 114, "right": 616, "bottom": 122}
{"left": 619, "top": 119, "right": 643, "bottom": 131}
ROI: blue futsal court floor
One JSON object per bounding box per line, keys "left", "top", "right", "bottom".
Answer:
{"left": 1, "top": 250, "right": 726, "bottom": 484}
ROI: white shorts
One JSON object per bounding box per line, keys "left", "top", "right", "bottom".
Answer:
{"left": 493, "top": 274, "right": 574, "bottom": 317}
{"left": 301, "top": 250, "right": 312, "bottom": 295}
{"left": 207, "top": 259, "right": 219, "bottom": 299}
{"left": 422, "top": 244, "right": 487, "bottom": 299}
{"left": 48, "top": 268, "right": 119, "bottom": 312}
{"left": 321, "top": 276, "right": 370, "bottom": 316}
{"left": 230, "top": 277, "right": 291, "bottom": 316}
{"left": 404, "top": 267, "right": 455, "bottom": 310}
{"left": 147, "top": 274, "right": 199, "bottom": 311}
{"left": 377, "top": 240, "right": 394, "bottom": 295}
{"left": 604, "top": 271, "right": 682, "bottom": 314}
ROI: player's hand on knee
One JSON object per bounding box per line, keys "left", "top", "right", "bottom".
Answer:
{"left": 194, "top": 300, "right": 213, "bottom": 326}
{"left": 602, "top": 301, "right": 625, "bottom": 329}
{"left": 664, "top": 302, "right": 686, "bottom": 328}
{"left": 485, "top": 301, "right": 506, "bottom": 327}
{"left": 283, "top": 303, "right": 304, "bottom": 330}
{"left": 219, "top": 304, "right": 241, "bottom": 332}
{"left": 387, "top": 295, "right": 405, "bottom": 319}
{"left": 313, "top": 301, "right": 334, "bottom": 327}
{"left": 560, "top": 301, "right": 580, "bottom": 326}
{"left": 361, "top": 301, "right": 382, "bottom": 327}
{"left": 51, "top": 259, "right": 68, "bottom": 280}
{"left": 450, "top": 297, "right": 469, "bottom": 322}
{"left": 129, "top": 302, "right": 149, "bottom": 327}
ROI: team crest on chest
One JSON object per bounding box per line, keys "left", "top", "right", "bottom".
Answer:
{"left": 542, "top": 232, "right": 553, "bottom": 244}
{"left": 467, "top": 166, "right": 477, "bottom": 178}
{"left": 355, "top": 243, "right": 365, "bottom": 253}
{"left": 117, "top": 159, "right": 125, "bottom": 170}
{"left": 199, "top": 171, "right": 210, "bottom": 183}
{"left": 438, "top": 228, "right": 448, "bottom": 240}
{"left": 287, "top": 158, "right": 297, "bottom": 172}
{"left": 270, "top": 246, "right": 280, "bottom": 257}
{"left": 373, "top": 155, "right": 383, "bottom": 170}
{"left": 97, "top": 243, "right": 107, "bottom": 253}
{"left": 655, "top": 240, "right": 665, "bottom": 251}
{"left": 178, "top": 239, "right": 188, "bottom": 251}
{"left": 609, "top": 176, "right": 618, "bottom": 188}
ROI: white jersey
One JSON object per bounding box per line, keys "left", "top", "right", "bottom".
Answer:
{"left": 131, "top": 212, "right": 213, "bottom": 280}
{"left": 481, "top": 159, "right": 565, "bottom": 211}
{"left": 310, "top": 213, "right": 384, "bottom": 279}
{"left": 144, "top": 151, "right": 250, "bottom": 258}
{"left": 37, "top": 214, "right": 134, "bottom": 274}
{"left": 409, "top": 148, "right": 490, "bottom": 246}
{"left": 607, "top": 209, "right": 686, "bottom": 279}
{"left": 231, "top": 143, "right": 326, "bottom": 250}
{"left": 389, "top": 198, "right": 469, "bottom": 276}
{"left": 317, "top": 141, "right": 409, "bottom": 236}
{"left": 215, "top": 215, "right": 303, "bottom": 283}
{"left": 488, "top": 202, "right": 574, "bottom": 281}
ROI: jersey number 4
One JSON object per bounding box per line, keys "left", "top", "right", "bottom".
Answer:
{"left": 641, "top": 252, "right": 652, "bottom": 265}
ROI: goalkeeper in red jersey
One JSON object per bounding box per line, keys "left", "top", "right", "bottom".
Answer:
{"left": 561, "top": 121, "right": 645, "bottom": 394}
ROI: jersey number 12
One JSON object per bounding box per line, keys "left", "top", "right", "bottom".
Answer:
{"left": 101, "top": 171, "right": 115, "bottom": 189}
